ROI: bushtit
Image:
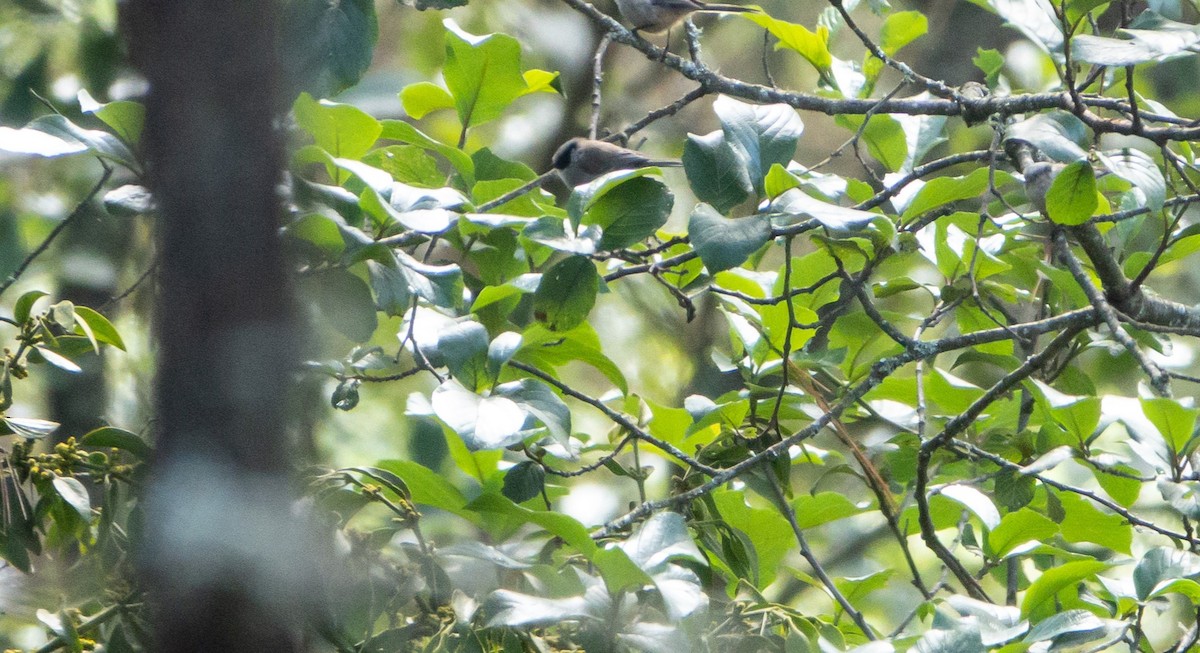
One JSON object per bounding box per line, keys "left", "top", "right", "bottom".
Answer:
{"left": 615, "top": 0, "right": 754, "bottom": 33}
{"left": 551, "top": 138, "right": 682, "bottom": 188}
{"left": 1023, "top": 161, "right": 1065, "bottom": 215}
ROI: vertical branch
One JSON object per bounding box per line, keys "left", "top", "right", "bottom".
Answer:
{"left": 589, "top": 34, "right": 612, "bottom": 139}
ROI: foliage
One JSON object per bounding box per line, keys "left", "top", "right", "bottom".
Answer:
{"left": 4, "top": 0, "right": 1200, "bottom": 650}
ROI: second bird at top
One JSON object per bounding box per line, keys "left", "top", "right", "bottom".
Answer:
{"left": 615, "top": 0, "right": 755, "bottom": 33}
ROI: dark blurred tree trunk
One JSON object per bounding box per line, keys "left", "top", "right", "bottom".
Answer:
{"left": 122, "top": 2, "right": 305, "bottom": 652}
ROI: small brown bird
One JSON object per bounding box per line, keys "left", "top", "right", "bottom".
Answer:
{"left": 615, "top": 0, "right": 754, "bottom": 33}
{"left": 551, "top": 138, "right": 682, "bottom": 188}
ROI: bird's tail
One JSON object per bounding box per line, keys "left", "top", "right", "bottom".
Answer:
{"left": 700, "top": 3, "right": 755, "bottom": 13}
{"left": 648, "top": 160, "right": 684, "bottom": 167}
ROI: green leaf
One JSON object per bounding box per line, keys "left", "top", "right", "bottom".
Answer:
{"left": 439, "top": 321, "right": 492, "bottom": 392}
{"left": 431, "top": 380, "right": 527, "bottom": 450}
{"left": 34, "top": 346, "right": 82, "bottom": 373}
{"left": 581, "top": 176, "right": 674, "bottom": 250}
{"left": 279, "top": 0, "right": 378, "bottom": 97}
{"left": 73, "top": 306, "right": 125, "bottom": 351}
{"left": 879, "top": 11, "right": 927, "bottom": 56}
{"left": 1142, "top": 396, "right": 1199, "bottom": 457}
{"left": 1021, "top": 559, "right": 1111, "bottom": 618}
{"left": 77, "top": 89, "right": 144, "bottom": 145}
{"left": 1071, "top": 12, "right": 1200, "bottom": 66}
{"left": 516, "top": 323, "right": 628, "bottom": 394}
{"left": 376, "top": 459, "right": 476, "bottom": 523}
{"left": 13, "top": 290, "right": 47, "bottom": 324}
{"left": 8, "top": 114, "right": 138, "bottom": 169}
{"left": 835, "top": 114, "right": 908, "bottom": 172}
{"left": 468, "top": 491, "right": 598, "bottom": 557}
{"left": 2, "top": 416, "right": 59, "bottom": 439}
{"left": 1099, "top": 148, "right": 1165, "bottom": 211}
{"left": 379, "top": 119, "right": 476, "bottom": 185}
{"left": 714, "top": 490, "right": 793, "bottom": 588}
{"left": 773, "top": 188, "right": 881, "bottom": 231}
{"left": 443, "top": 20, "right": 532, "bottom": 130}
{"left": 1045, "top": 160, "right": 1098, "bottom": 225}
{"left": 1058, "top": 491, "right": 1132, "bottom": 553}
{"left": 1023, "top": 609, "right": 1105, "bottom": 645}
{"left": 683, "top": 130, "right": 752, "bottom": 213}
{"left": 792, "top": 493, "right": 866, "bottom": 528}
{"left": 901, "top": 168, "right": 997, "bottom": 220}
{"left": 501, "top": 461, "right": 545, "bottom": 504}
{"left": 301, "top": 269, "right": 378, "bottom": 342}
{"left": 532, "top": 255, "right": 599, "bottom": 332}
{"left": 400, "top": 81, "right": 456, "bottom": 119}
{"left": 937, "top": 484, "right": 1001, "bottom": 530}
{"left": 102, "top": 185, "right": 155, "bottom": 217}
{"left": 294, "top": 93, "right": 381, "bottom": 161}
{"left": 620, "top": 511, "right": 706, "bottom": 571}
{"left": 1134, "top": 546, "right": 1200, "bottom": 600}
{"left": 974, "top": 48, "right": 1004, "bottom": 86}
{"left": 688, "top": 204, "right": 771, "bottom": 273}
{"left": 712, "top": 96, "right": 804, "bottom": 197}
{"left": 988, "top": 508, "right": 1058, "bottom": 557}
{"left": 51, "top": 476, "right": 91, "bottom": 521}
{"left": 81, "top": 426, "right": 151, "bottom": 460}
{"left": 1004, "top": 112, "right": 1089, "bottom": 163}
{"left": 741, "top": 13, "right": 832, "bottom": 72}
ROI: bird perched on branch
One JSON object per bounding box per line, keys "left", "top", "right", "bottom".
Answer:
{"left": 551, "top": 138, "right": 681, "bottom": 188}
{"left": 615, "top": 0, "right": 755, "bottom": 34}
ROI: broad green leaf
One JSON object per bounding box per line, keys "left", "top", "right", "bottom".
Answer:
{"left": 516, "top": 323, "right": 627, "bottom": 394}
{"left": 439, "top": 320, "right": 491, "bottom": 392}
{"left": 12, "top": 114, "right": 138, "bottom": 169}
{"left": 2, "top": 416, "right": 59, "bottom": 439}
{"left": 1045, "top": 160, "right": 1098, "bottom": 225}
{"left": 14, "top": 290, "right": 47, "bottom": 324}
{"left": 879, "top": 11, "right": 928, "bottom": 56}
{"left": 73, "top": 306, "right": 125, "bottom": 351}
{"left": 34, "top": 346, "right": 82, "bottom": 373}
{"left": 619, "top": 511, "right": 706, "bottom": 571}
{"left": 77, "top": 89, "right": 144, "bottom": 145}
{"left": 102, "top": 184, "right": 155, "bottom": 217}
{"left": 1021, "top": 559, "right": 1111, "bottom": 618}
{"left": 468, "top": 491, "right": 598, "bottom": 557}
{"left": 481, "top": 587, "right": 607, "bottom": 628}
{"left": 1072, "top": 12, "right": 1200, "bottom": 65}
{"left": 988, "top": 508, "right": 1058, "bottom": 557}
{"left": 835, "top": 569, "right": 894, "bottom": 604}
{"left": 376, "top": 459, "right": 475, "bottom": 522}
{"left": 772, "top": 188, "right": 879, "bottom": 231}
{"left": 400, "top": 81, "right": 455, "bottom": 119}
{"left": 532, "top": 255, "right": 598, "bottom": 332}
{"left": 520, "top": 69, "right": 561, "bottom": 96}
{"left": 501, "top": 461, "right": 545, "bottom": 504}
{"left": 1022, "top": 609, "right": 1105, "bottom": 645}
{"left": 279, "top": 0, "right": 378, "bottom": 96}
{"left": 497, "top": 378, "right": 572, "bottom": 447}
{"left": 1142, "top": 396, "right": 1199, "bottom": 456}
{"left": 294, "top": 93, "right": 381, "bottom": 161}
{"left": 971, "top": 0, "right": 1063, "bottom": 53}
{"left": 81, "top": 426, "right": 151, "bottom": 460}
{"left": 431, "top": 380, "right": 528, "bottom": 450}
{"left": 714, "top": 490, "right": 793, "bottom": 588}
{"left": 793, "top": 493, "right": 866, "bottom": 528}
{"left": 741, "top": 13, "right": 832, "bottom": 72}
{"left": 974, "top": 48, "right": 1004, "bottom": 86}
{"left": 379, "top": 119, "right": 476, "bottom": 185}
{"left": 51, "top": 476, "right": 91, "bottom": 521}
{"left": 937, "top": 484, "right": 1001, "bottom": 530}
{"left": 443, "top": 20, "right": 531, "bottom": 129}
{"left": 834, "top": 114, "right": 907, "bottom": 172}
{"left": 688, "top": 204, "right": 771, "bottom": 273}
{"left": 581, "top": 176, "right": 674, "bottom": 250}
{"left": 487, "top": 331, "right": 522, "bottom": 379}
{"left": 1004, "top": 112, "right": 1089, "bottom": 163}
{"left": 1134, "top": 546, "right": 1200, "bottom": 600}
{"left": 901, "top": 168, "right": 1001, "bottom": 219}
{"left": 712, "top": 96, "right": 804, "bottom": 197}
{"left": 1099, "top": 148, "right": 1165, "bottom": 210}
{"left": 683, "top": 130, "right": 752, "bottom": 213}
